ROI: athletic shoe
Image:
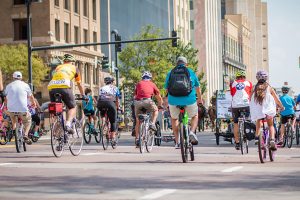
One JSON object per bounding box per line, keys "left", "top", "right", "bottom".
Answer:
{"left": 135, "top": 139, "right": 140, "bottom": 148}
{"left": 33, "top": 132, "right": 40, "bottom": 138}
{"left": 235, "top": 143, "right": 240, "bottom": 150}
{"left": 254, "top": 136, "right": 259, "bottom": 145}
{"left": 277, "top": 140, "right": 283, "bottom": 146}
{"left": 270, "top": 139, "right": 277, "bottom": 151}
{"left": 175, "top": 143, "right": 181, "bottom": 149}
{"left": 65, "top": 124, "right": 74, "bottom": 134}
{"left": 149, "top": 123, "right": 157, "bottom": 131}
{"left": 189, "top": 132, "right": 198, "bottom": 145}
{"left": 23, "top": 136, "right": 32, "bottom": 145}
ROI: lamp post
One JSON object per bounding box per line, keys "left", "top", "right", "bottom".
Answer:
{"left": 111, "top": 29, "right": 121, "bottom": 87}
{"left": 26, "top": 0, "right": 42, "bottom": 90}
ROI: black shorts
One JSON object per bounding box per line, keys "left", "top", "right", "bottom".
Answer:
{"left": 49, "top": 88, "right": 76, "bottom": 109}
{"left": 232, "top": 107, "right": 250, "bottom": 123}
{"left": 281, "top": 114, "right": 295, "bottom": 124}
{"left": 31, "top": 114, "right": 40, "bottom": 126}
{"left": 84, "top": 109, "right": 95, "bottom": 116}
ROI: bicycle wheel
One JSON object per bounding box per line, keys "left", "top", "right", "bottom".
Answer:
{"left": 111, "top": 131, "right": 120, "bottom": 149}
{"left": 215, "top": 119, "right": 220, "bottom": 145}
{"left": 94, "top": 120, "right": 102, "bottom": 143}
{"left": 0, "top": 133, "right": 8, "bottom": 145}
{"left": 139, "top": 122, "right": 146, "bottom": 153}
{"left": 286, "top": 124, "right": 293, "bottom": 148}
{"left": 190, "top": 145, "right": 195, "bottom": 161}
{"left": 15, "top": 126, "right": 24, "bottom": 153}
{"left": 296, "top": 124, "right": 300, "bottom": 145}
{"left": 258, "top": 133, "right": 266, "bottom": 163}
{"left": 50, "top": 121, "right": 65, "bottom": 157}
{"left": 146, "top": 130, "right": 155, "bottom": 153}
{"left": 83, "top": 122, "right": 92, "bottom": 144}
{"left": 69, "top": 120, "right": 84, "bottom": 156}
{"left": 101, "top": 120, "right": 109, "bottom": 150}
{"left": 179, "top": 123, "right": 188, "bottom": 163}
{"left": 239, "top": 121, "right": 245, "bottom": 155}
{"left": 154, "top": 122, "right": 162, "bottom": 146}
{"left": 269, "top": 137, "right": 275, "bottom": 162}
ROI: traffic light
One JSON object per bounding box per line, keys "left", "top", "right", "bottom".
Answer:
{"left": 116, "top": 34, "right": 122, "bottom": 52}
{"left": 172, "top": 30, "right": 177, "bottom": 47}
{"left": 101, "top": 56, "right": 110, "bottom": 69}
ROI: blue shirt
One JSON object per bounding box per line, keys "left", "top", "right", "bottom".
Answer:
{"left": 164, "top": 66, "right": 200, "bottom": 106}
{"left": 296, "top": 94, "right": 300, "bottom": 104}
{"left": 83, "top": 95, "right": 94, "bottom": 111}
{"left": 280, "top": 94, "right": 295, "bottom": 116}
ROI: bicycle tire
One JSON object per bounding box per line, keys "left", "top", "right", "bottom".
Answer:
{"left": 296, "top": 124, "right": 300, "bottom": 145}
{"left": 215, "top": 119, "right": 220, "bottom": 145}
{"left": 179, "top": 123, "right": 188, "bottom": 163}
{"left": 286, "top": 124, "right": 293, "bottom": 148}
{"left": 69, "top": 120, "right": 84, "bottom": 156}
{"left": 94, "top": 120, "right": 102, "bottom": 143}
{"left": 15, "top": 126, "right": 23, "bottom": 153}
{"left": 0, "top": 134, "right": 8, "bottom": 145}
{"left": 101, "top": 120, "right": 109, "bottom": 150}
{"left": 83, "top": 122, "right": 92, "bottom": 144}
{"left": 139, "top": 122, "right": 146, "bottom": 153}
{"left": 146, "top": 130, "right": 155, "bottom": 153}
{"left": 258, "top": 133, "right": 265, "bottom": 163}
{"left": 155, "top": 122, "right": 162, "bottom": 146}
{"left": 50, "top": 121, "right": 64, "bottom": 157}
{"left": 239, "top": 121, "right": 245, "bottom": 155}
{"left": 269, "top": 137, "right": 275, "bottom": 162}
{"left": 190, "top": 145, "right": 195, "bottom": 161}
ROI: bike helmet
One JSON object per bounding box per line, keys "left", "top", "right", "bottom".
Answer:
{"left": 63, "top": 54, "right": 76, "bottom": 62}
{"left": 235, "top": 71, "right": 246, "bottom": 78}
{"left": 256, "top": 70, "right": 268, "bottom": 82}
{"left": 104, "top": 76, "right": 114, "bottom": 84}
{"left": 281, "top": 86, "right": 290, "bottom": 93}
{"left": 141, "top": 71, "right": 152, "bottom": 79}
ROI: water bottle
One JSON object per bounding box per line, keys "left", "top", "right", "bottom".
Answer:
{"left": 183, "top": 111, "right": 189, "bottom": 125}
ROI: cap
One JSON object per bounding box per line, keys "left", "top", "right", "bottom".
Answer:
{"left": 13, "top": 71, "right": 22, "bottom": 79}
{"left": 176, "top": 56, "right": 187, "bottom": 64}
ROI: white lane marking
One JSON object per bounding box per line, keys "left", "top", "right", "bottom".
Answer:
{"left": 82, "top": 152, "right": 104, "bottom": 156}
{"left": 140, "top": 189, "right": 177, "bottom": 200}
{"left": 221, "top": 166, "right": 244, "bottom": 173}
{"left": 0, "top": 163, "right": 14, "bottom": 166}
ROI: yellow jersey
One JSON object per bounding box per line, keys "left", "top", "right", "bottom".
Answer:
{"left": 48, "top": 63, "right": 81, "bottom": 90}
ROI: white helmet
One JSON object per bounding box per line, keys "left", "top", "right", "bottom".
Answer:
{"left": 13, "top": 71, "right": 22, "bottom": 79}
{"left": 142, "top": 71, "right": 152, "bottom": 79}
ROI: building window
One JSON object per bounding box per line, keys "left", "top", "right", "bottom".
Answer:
{"left": 93, "top": 31, "right": 97, "bottom": 51}
{"left": 54, "top": 0, "right": 59, "bottom": 6}
{"left": 84, "top": 29, "right": 88, "bottom": 47}
{"left": 74, "top": 0, "right": 79, "bottom": 14}
{"left": 92, "top": 0, "right": 97, "bottom": 20}
{"left": 84, "top": 63, "right": 90, "bottom": 84}
{"left": 93, "top": 67, "right": 99, "bottom": 85}
{"left": 13, "top": 19, "right": 27, "bottom": 40}
{"left": 74, "top": 26, "right": 79, "bottom": 44}
{"left": 14, "top": 0, "right": 25, "bottom": 5}
{"left": 189, "top": 0, "right": 193, "bottom": 10}
{"left": 64, "top": 0, "right": 70, "bottom": 10}
{"left": 55, "top": 19, "right": 60, "bottom": 41}
{"left": 190, "top": 20, "right": 194, "bottom": 30}
{"left": 64, "top": 22, "right": 69, "bottom": 43}
{"left": 83, "top": 0, "right": 88, "bottom": 17}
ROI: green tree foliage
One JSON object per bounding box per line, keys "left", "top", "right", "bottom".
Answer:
{"left": 0, "top": 44, "right": 48, "bottom": 86}
{"left": 118, "top": 25, "right": 207, "bottom": 96}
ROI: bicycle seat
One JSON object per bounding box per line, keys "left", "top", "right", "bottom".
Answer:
{"left": 176, "top": 105, "right": 186, "bottom": 110}
{"left": 138, "top": 114, "right": 149, "bottom": 120}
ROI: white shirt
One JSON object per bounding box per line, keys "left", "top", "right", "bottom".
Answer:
{"left": 5, "top": 80, "right": 32, "bottom": 112}
{"left": 99, "top": 85, "right": 120, "bottom": 101}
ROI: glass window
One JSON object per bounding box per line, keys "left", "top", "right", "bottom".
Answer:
{"left": 83, "top": 0, "right": 88, "bottom": 17}
{"left": 93, "top": 67, "right": 99, "bottom": 85}
{"left": 55, "top": 19, "right": 60, "bottom": 41}
{"left": 13, "top": 19, "right": 27, "bottom": 40}
{"left": 84, "top": 64, "right": 90, "bottom": 84}
{"left": 93, "top": 0, "right": 97, "bottom": 20}
{"left": 14, "top": 0, "right": 25, "bottom": 5}
{"left": 74, "top": 0, "right": 79, "bottom": 13}
{"left": 189, "top": 0, "right": 193, "bottom": 10}
{"left": 93, "top": 31, "right": 97, "bottom": 51}
{"left": 84, "top": 29, "right": 88, "bottom": 48}
{"left": 54, "top": 0, "right": 59, "bottom": 6}
{"left": 64, "top": 0, "right": 69, "bottom": 10}
{"left": 74, "top": 26, "right": 79, "bottom": 44}
{"left": 190, "top": 20, "right": 194, "bottom": 30}
{"left": 64, "top": 22, "right": 69, "bottom": 43}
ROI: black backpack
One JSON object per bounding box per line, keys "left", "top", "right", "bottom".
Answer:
{"left": 167, "top": 66, "right": 192, "bottom": 97}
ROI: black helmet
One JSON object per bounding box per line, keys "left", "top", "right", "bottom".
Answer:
{"left": 104, "top": 77, "right": 114, "bottom": 84}
{"left": 281, "top": 86, "right": 290, "bottom": 93}
{"left": 63, "top": 54, "right": 76, "bottom": 62}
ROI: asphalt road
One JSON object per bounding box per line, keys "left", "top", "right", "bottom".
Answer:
{"left": 0, "top": 131, "right": 300, "bottom": 200}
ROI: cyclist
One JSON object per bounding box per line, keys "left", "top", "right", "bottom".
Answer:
{"left": 4, "top": 71, "right": 36, "bottom": 145}
{"left": 134, "top": 71, "right": 163, "bottom": 146}
{"left": 83, "top": 88, "right": 97, "bottom": 131}
{"left": 97, "top": 77, "right": 120, "bottom": 141}
{"left": 28, "top": 96, "right": 41, "bottom": 138}
{"left": 250, "top": 70, "right": 283, "bottom": 150}
{"left": 39, "top": 101, "right": 50, "bottom": 132}
{"left": 48, "top": 54, "right": 85, "bottom": 134}
{"left": 230, "top": 71, "right": 252, "bottom": 150}
{"left": 164, "top": 56, "right": 203, "bottom": 148}
{"left": 277, "top": 86, "right": 296, "bottom": 145}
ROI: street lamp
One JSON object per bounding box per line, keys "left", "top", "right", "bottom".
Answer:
{"left": 26, "top": 0, "right": 42, "bottom": 90}
{"left": 111, "top": 29, "right": 121, "bottom": 87}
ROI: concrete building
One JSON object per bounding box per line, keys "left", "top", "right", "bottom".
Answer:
{"left": 190, "top": 0, "right": 223, "bottom": 105}
{"left": 224, "top": 0, "right": 269, "bottom": 83}
{"left": 0, "top": 0, "right": 103, "bottom": 101}
{"left": 222, "top": 14, "right": 251, "bottom": 89}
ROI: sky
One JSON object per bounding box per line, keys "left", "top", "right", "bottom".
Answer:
{"left": 268, "top": 0, "right": 300, "bottom": 94}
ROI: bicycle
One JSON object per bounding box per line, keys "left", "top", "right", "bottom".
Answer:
{"left": 238, "top": 111, "right": 249, "bottom": 155}
{"left": 10, "top": 112, "right": 28, "bottom": 153}
{"left": 99, "top": 108, "right": 120, "bottom": 150}
{"left": 49, "top": 93, "right": 84, "bottom": 157}
{"left": 294, "top": 110, "right": 300, "bottom": 145}
{"left": 137, "top": 108, "right": 155, "bottom": 153}
{"left": 0, "top": 121, "right": 13, "bottom": 145}
{"left": 83, "top": 112, "right": 101, "bottom": 144}
{"left": 278, "top": 117, "right": 294, "bottom": 148}
{"left": 177, "top": 106, "right": 194, "bottom": 163}
{"left": 258, "top": 118, "right": 276, "bottom": 163}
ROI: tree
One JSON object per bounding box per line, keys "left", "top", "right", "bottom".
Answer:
{"left": 118, "top": 25, "right": 207, "bottom": 96}
{"left": 0, "top": 44, "right": 48, "bottom": 87}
